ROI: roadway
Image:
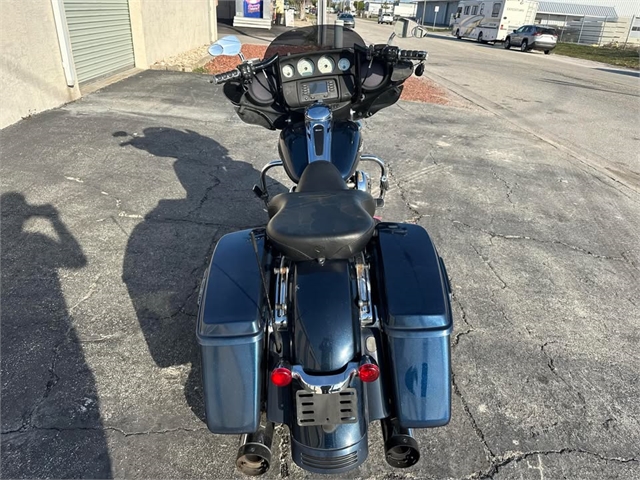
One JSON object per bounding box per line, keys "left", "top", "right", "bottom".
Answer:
{"left": 354, "top": 19, "right": 640, "bottom": 194}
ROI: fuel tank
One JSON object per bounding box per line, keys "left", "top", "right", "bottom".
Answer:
{"left": 278, "top": 121, "right": 362, "bottom": 183}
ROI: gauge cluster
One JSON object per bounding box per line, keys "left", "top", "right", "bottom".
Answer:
{"left": 279, "top": 51, "right": 353, "bottom": 81}
{"left": 278, "top": 50, "right": 356, "bottom": 108}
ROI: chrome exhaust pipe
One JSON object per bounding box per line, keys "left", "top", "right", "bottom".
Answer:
{"left": 381, "top": 418, "right": 420, "bottom": 468}
{"left": 236, "top": 422, "right": 274, "bottom": 476}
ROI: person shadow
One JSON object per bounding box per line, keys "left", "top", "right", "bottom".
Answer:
{"left": 1, "top": 193, "right": 112, "bottom": 478}
{"left": 117, "top": 127, "right": 286, "bottom": 422}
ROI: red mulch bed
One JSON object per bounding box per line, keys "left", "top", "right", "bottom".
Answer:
{"left": 203, "top": 44, "right": 449, "bottom": 105}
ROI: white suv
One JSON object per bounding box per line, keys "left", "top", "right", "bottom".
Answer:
{"left": 378, "top": 12, "right": 394, "bottom": 24}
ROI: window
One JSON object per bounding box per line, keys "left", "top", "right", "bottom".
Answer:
{"left": 516, "top": 26, "right": 526, "bottom": 33}
{"left": 492, "top": 3, "right": 501, "bottom": 17}
{"left": 464, "top": 6, "right": 470, "bottom": 14}
{"left": 632, "top": 26, "right": 640, "bottom": 31}
{"left": 538, "top": 27, "right": 557, "bottom": 35}
{"left": 471, "top": 5, "right": 478, "bottom": 14}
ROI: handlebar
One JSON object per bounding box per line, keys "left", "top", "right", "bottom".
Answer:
{"left": 399, "top": 50, "right": 428, "bottom": 61}
{"left": 211, "top": 55, "right": 279, "bottom": 85}
{"left": 212, "top": 69, "right": 241, "bottom": 84}
{"left": 211, "top": 48, "right": 426, "bottom": 86}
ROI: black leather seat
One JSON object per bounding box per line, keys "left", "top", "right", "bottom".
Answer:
{"left": 267, "top": 161, "right": 376, "bottom": 261}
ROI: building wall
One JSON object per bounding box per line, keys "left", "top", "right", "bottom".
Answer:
{"left": 416, "top": 1, "right": 458, "bottom": 26}
{"left": 0, "top": 0, "right": 81, "bottom": 129}
{"left": 129, "top": 0, "right": 213, "bottom": 68}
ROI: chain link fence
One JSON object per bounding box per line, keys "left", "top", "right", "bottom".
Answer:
{"left": 538, "top": 16, "right": 638, "bottom": 48}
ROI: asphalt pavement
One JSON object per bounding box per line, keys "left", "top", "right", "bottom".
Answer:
{"left": 355, "top": 20, "right": 640, "bottom": 193}
{"left": 1, "top": 30, "right": 639, "bottom": 480}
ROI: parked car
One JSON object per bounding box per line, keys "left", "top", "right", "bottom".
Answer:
{"left": 337, "top": 12, "right": 355, "bottom": 29}
{"left": 378, "top": 12, "right": 394, "bottom": 24}
{"left": 504, "top": 25, "right": 558, "bottom": 54}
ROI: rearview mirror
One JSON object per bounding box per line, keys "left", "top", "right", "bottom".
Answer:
{"left": 208, "top": 35, "right": 242, "bottom": 57}
{"left": 394, "top": 19, "right": 428, "bottom": 38}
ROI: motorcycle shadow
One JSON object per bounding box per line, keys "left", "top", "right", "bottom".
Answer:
{"left": 117, "top": 127, "right": 286, "bottom": 422}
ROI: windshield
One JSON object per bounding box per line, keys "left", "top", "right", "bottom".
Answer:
{"left": 263, "top": 25, "right": 366, "bottom": 59}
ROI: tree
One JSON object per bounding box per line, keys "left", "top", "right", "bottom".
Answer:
{"left": 355, "top": 0, "right": 365, "bottom": 14}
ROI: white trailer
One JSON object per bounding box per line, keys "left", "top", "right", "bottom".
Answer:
{"left": 451, "top": 0, "right": 538, "bottom": 43}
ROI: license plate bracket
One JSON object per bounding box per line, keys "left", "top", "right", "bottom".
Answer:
{"left": 295, "top": 388, "right": 358, "bottom": 426}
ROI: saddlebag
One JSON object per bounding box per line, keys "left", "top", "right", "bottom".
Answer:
{"left": 196, "top": 229, "right": 266, "bottom": 434}
{"left": 374, "top": 223, "right": 453, "bottom": 428}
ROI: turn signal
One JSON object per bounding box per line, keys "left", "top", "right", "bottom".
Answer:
{"left": 270, "top": 367, "right": 292, "bottom": 387}
{"left": 358, "top": 363, "right": 380, "bottom": 383}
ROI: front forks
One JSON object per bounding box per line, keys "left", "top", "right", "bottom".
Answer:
{"left": 253, "top": 155, "right": 389, "bottom": 207}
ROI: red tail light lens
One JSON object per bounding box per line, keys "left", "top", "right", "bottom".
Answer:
{"left": 270, "top": 367, "right": 292, "bottom": 387}
{"left": 534, "top": 32, "right": 542, "bottom": 36}
{"left": 358, "top": 363, "right": 380, "bottom": 382}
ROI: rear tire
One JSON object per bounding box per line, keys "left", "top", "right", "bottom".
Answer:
{"left": 478, "top": 32, "right": 483, "bottom": 43}
{"left": 544, "top": 50, "right": 550, "bottom": 55}
{"left": 504, "top": 37, "right": 511, "bottom": 49}
{"left": 520, "top": 39, "right": 528, "bottom": 52}
{"left": 456, "top": 29, "right": 461, "bottom": 39}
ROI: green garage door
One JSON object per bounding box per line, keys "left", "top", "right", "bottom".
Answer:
{"left": 64, "top": 0, "right": 135, "bottom": 84}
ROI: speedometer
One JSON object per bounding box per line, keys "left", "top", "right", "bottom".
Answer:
{"left": 317, "top": 56, "right": 335, "bottom": 74}
{"left": 297, "top": 58, "right": 314, "bottom": 76}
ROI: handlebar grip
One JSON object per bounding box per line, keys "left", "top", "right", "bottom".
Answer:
{"left": 213, "top": 69, "right": 242, "bottom": 84}
{"left": 399, "top": 50, "right": 428, "bottom": 61}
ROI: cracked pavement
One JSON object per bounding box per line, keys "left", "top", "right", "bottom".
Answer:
{"left": 1, "top": 70, "right": 639, "bottom": 478}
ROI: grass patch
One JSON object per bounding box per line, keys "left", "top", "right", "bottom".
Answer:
{"left": 554, "top": 43, "right": 639, "bottom": 70}
{"left": 192, "top": 66, "right": 207, "bottom": 74}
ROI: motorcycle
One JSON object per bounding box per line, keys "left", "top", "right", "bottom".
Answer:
{"left": 197, "top": 23, "right": 453, "bottom": 476}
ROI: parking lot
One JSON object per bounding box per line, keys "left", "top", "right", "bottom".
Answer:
{"left": 1, "top": 19, "right": 639, "bottom": 480}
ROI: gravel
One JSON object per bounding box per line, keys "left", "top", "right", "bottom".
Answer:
{"left": 150, "top": 44, "right": 211, "bottom": 72}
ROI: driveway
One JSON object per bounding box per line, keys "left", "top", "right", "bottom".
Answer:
{"left": 354, "top": 21, "right": 640, "bottom": 193}
{"left": 1, "top": 67, "right": 639, "bottom": 478}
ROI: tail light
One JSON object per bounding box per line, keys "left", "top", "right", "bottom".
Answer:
{"left": 500, "top": 24, "right": 504, "bottom": 30}
{"left": 358, "top": 363, "right": 380, "bottom": 383}
{"left": 270, "top": 367, "right": 292, "bottom": 387}
{"left": 534, "top": 32, "right": 542, "bottom": 36}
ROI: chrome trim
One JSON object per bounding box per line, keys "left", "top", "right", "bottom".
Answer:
{"left": 255, "top": 159, "right": 284, "bottom": 203}
{"left": 355, "top": 254, "right": 374, "bottom": 326}
{"left": 305, "top": 104, "right": 333, "bottom": 163}
{"left": 273, "top": 257, "right": 289, "bottom": 329}
{"left": 291, "top": 356, "right": 377, "bottom": 394}
{"left": 354, "top": 170, "right": 371, "bottom": 194}
{"left": 292, "top": 363, "right": 359, "bottom": 394}
{"left": 359, "top": 154, "right": 389, "bottom": 207}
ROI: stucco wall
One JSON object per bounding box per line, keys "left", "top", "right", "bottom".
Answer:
{"left": 0, "top": 1, "right": 81, "bottom": 129}
{"left": 129, "top": 0, "right": 213, "bottom": 68}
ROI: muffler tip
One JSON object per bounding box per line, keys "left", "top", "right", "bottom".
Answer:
{"left": 384, "top": 433, "right": 420, "bottom": 468}
{"left": 236, "top": 442, "right": 272, "bottom": 476}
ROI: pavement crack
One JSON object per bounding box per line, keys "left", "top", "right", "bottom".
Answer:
{"left": 452, "top": 372, "right": 495, "bottom": 463}
{"left": 275, "top": 424, "right": 290, "bottom": 477}
{"left": 68, "top": 275, "right": 101, "bottom": 314}
{"left": 2, "top": 426, "right": 210, "bottom": 437}
{"left": 490, "top": 168, "right": 514, "bottom": 205}
{"left": 465, "top": 448, "right": 639, "bottom": 479}
{"left": 470, "top": 243, "right": 508, "bottom": 290}
{"left": 540, "top": 342, "right": 587, "bottom": 407}
{"left": 450, "top": 219, "right": 631, "bottom": 263}
{"left": 187, "top": 177, "right": 221, "bottom": 218}
{"left": 387, "top": 162, "right": 424, "bottom": 223}
{"left": 452, "top": 293, "right": 475, "bottom": 346}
